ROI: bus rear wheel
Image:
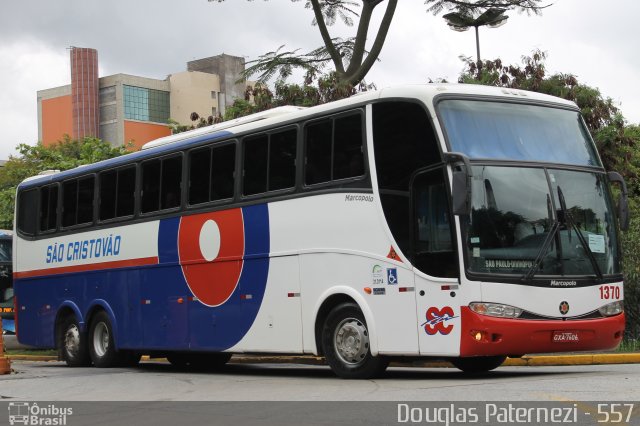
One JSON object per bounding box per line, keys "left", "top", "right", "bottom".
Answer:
{"left": 88, "top": 311, "right": 129, "bottom": 368}
{"left": 451, "top": 356, "right": 506, "bottom": 373}
{"left": 59, "top": 316, "right": 90, "bottom": 367}
{"left": 322, "top": 302, "right": 388, "bottom": 379}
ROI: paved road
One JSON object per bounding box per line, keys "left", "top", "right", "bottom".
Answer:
{"left": 3, "top": 359, "right": 640, "bottom": 401}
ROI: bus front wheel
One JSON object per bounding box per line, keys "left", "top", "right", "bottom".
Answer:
{"left": 451, "top": 356, "right": 506, "bottom": 373}
{"left": 59, "top": 316, "right": 90, "bottom": 367}
{"left": 322, "top": 302, "right": 388, "bottom": 379}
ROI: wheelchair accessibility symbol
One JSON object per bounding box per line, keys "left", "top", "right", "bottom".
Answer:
{"left": 387, "top": 268, "right": 398, "bottom": 285}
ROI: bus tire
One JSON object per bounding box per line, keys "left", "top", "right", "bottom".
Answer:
{"left": 322, "top": 302, "right": 388, "bottom": 379}
{"left": 88, "top": 311, "right": 120, "bottom": 368}
{"left": 451, "top": 356, "right": 506, "bottom": 373}
{"left": 59, "top": 316, "right": 91, "bottom": 367}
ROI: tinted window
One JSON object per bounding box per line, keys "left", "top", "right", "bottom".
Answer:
{"left": 189, "top": 143, "right": 236, "bottom": 205}
{"left": 333, "top": 115, "right": 364, "bottom": 180}
{"left": 269, "top": 129, "right": 297, "bottom": 191}
{"left": 305, "top": 113, "right": 364, "bottom": 185}
{"left": 243, "top": 129, "right": 297, "bottom": 196}
{"left": 372, "top": 101, "right": 444, "bottom": 271}
{"left": 116, "top": 167, "right": 136, "bottom": 217}
{"left": 18, "top": 189, "right": 38, "bottom": 235}
{"left": 412, "top": 168, "right": 457, "bottom": 277}
{"left": 161, "top": 156, "right": 182, "bottom": 209}
{"left": 142, "top": 155, "right": 182, "bottom": 213}
{"left": 211, "top": 144, "right": 235, "bottom": 200}
{"left": 100, "top": 170, "right": 117, "bottom": 220}
{"left": 40, "top": 185, "right": 59, "bottom": 232}
{"left": 62, "top": 180, "right": 77, "bottom": 227}
{"left": 243, "top": 135, "right": 269, "bottom": 195}
{"left": 141, "top": 159, "right": 161, "bottom": 213}
{"left": 62, "top": 177, "right": 94, "bottom": 227}
{"left": 189, "top": 147, "right": 211, "bottom": 205}
{"left": 305, "top": 120, "right": 332, "bottom": 185}
{"left": 100, "top": 167, "right": 136, "bottom": 221}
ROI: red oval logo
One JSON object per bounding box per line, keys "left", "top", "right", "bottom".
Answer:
{"left": 178, "top": 209, "right": 244, "bottom": 306}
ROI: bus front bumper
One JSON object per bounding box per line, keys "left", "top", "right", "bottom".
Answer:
{"left": 459, "top": 306, "right": 625, "bottom": 357}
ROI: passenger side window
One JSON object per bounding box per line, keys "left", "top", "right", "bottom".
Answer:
{"left": 142, "top": 155, "right": 182, "bottom": 213}
{"left": 39, "top": 184, "right": 58, "bottom": 232}
{"left": 99, "top": 166, "right": 136, "bottom": 221}
{"left": 243, "top": 128, "right": 297, "bottom": 196}
{"left": 62, "top": 176, "right": 94, "bottom": 227}
{"left": 305, "top": 112, "right": 364, "bottom": 185}
{"left": 18, "top": 189, "right": 38, "bottom": 235}
{"left": 188, "top": 143, "right": 236, "bottom": 205}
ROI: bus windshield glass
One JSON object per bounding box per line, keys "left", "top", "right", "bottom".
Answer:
{"left": 0, "top": 239, "right": 11, "bottom": 262}
{"left": 438, "top": 100, "right": 601, "bottom": 166}
{"left": 463, "top": 166, "right": 621, "bottom": 278}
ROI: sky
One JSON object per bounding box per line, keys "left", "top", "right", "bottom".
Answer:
{"left": 0, "top": 0, "right": 638, "bottom": 160}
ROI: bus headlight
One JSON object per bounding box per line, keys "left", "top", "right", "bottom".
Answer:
{"left": 469, "top": 302, "right": 523, "bottom": 318}
{"left": 598, "top": 300, "right": 624, "bottom": 317}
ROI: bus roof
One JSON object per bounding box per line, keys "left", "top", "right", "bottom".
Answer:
{"left": 18, "top": 84, "right": 576, "bottom": 189}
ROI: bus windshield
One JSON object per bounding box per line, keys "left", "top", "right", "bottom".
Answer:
{"left": 463, "top": 166, "right": 621, "bottom": 278}
{"left": 438, "top": 100, "right": 601, "bottom": 166}
{"left": 0, "top": 239, "right": 11, "bottom": 262}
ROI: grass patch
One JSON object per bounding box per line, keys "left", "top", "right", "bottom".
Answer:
{"left": 617, "top": 339, "right": 640, "bottom": 353}
{"left": 6, "top": 349, "right": 57, "bottom": 357}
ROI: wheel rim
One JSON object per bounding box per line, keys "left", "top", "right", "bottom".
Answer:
{"left": 64, "top": 324, "right": 81, "bottom": 360}
{"left": 93, "top": 322, "right": 110, "bottom": 357}
{"left": 333, "top": 317, "right": 369, "bottom": 366}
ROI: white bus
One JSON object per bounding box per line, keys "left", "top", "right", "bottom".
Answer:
{"left": 13, "top": 84, "right": 628, "bottom": 378}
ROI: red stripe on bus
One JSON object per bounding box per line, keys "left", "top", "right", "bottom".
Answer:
{"left": 13, "top": 256, "right": 159, "bottom": 279}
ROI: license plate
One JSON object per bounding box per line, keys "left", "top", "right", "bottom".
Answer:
{"left": 552, "top": 331, "right": 580, "bottom": 343}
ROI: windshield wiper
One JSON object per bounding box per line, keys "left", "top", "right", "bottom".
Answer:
{"left": 522, "top": 194, "right": 559, "bottom": 282}
{"left": 557, "top": 186, "right": 603, "bottom": 280}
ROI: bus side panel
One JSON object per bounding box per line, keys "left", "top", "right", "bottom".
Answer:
{"left": 138, "top": 264, "right": 190, "bottom": 350}
{"left": 14, "top": 278, "right": 56, "bottom": 347}
{"left": 227, "top": 255, "right": 302, "bottom": 353}
{"left": 299, "top": 253, "right": 420, "bottom": 356}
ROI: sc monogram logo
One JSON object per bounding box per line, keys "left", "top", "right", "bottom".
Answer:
{"left": 422, "top": 306, "right": 458, "bottom": 335}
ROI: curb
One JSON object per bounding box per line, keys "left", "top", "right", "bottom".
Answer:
{"left": 502, "top": 353, "right": 640, "bottom": 366}
{"left": 8, "top": 353, "right": 640, "bottom": 367}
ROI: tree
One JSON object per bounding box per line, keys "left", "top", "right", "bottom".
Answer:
{"left": 0, "top": 136, "right": 129, "bottom": 229}
{"left": 168, "top": 112, "right": 223, "bottom": 135}
{"left": 224, "top": 72, "right": 376, "bottom": 120}
{"left": 211, "top": 0, "right": 548, "bottom": 92}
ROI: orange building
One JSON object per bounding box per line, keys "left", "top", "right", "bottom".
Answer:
{"left": 38, "top": 49, "right": 247, "bottom": 150}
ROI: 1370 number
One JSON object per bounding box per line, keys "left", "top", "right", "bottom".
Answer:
{"left": 599, "top": 285, "right": 621, "bottom": 300}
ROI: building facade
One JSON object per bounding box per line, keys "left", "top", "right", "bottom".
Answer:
{"left": 38, "top": 48, "right": 247, "bottom": 150}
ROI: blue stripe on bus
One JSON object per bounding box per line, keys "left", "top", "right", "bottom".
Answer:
{"left": 158, "top": 216, "right": 180, "bottom": 264}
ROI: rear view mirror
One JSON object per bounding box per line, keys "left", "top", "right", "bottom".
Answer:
{"left": 607, "top": 171, "right": 630, "bottom": 231}
{"left": 444, "top": 152, "right": 472, "bottom": 216}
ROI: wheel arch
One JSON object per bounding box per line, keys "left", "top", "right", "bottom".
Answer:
{"left": 313, "top": 287, "right": 378, "bottom": 356}
{"left": 54, "top": 301, "right": 84, "bottom": 349}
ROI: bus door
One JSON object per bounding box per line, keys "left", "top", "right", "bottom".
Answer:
{"left": 410, "top": 167, "right": 461, "bottom": 355}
